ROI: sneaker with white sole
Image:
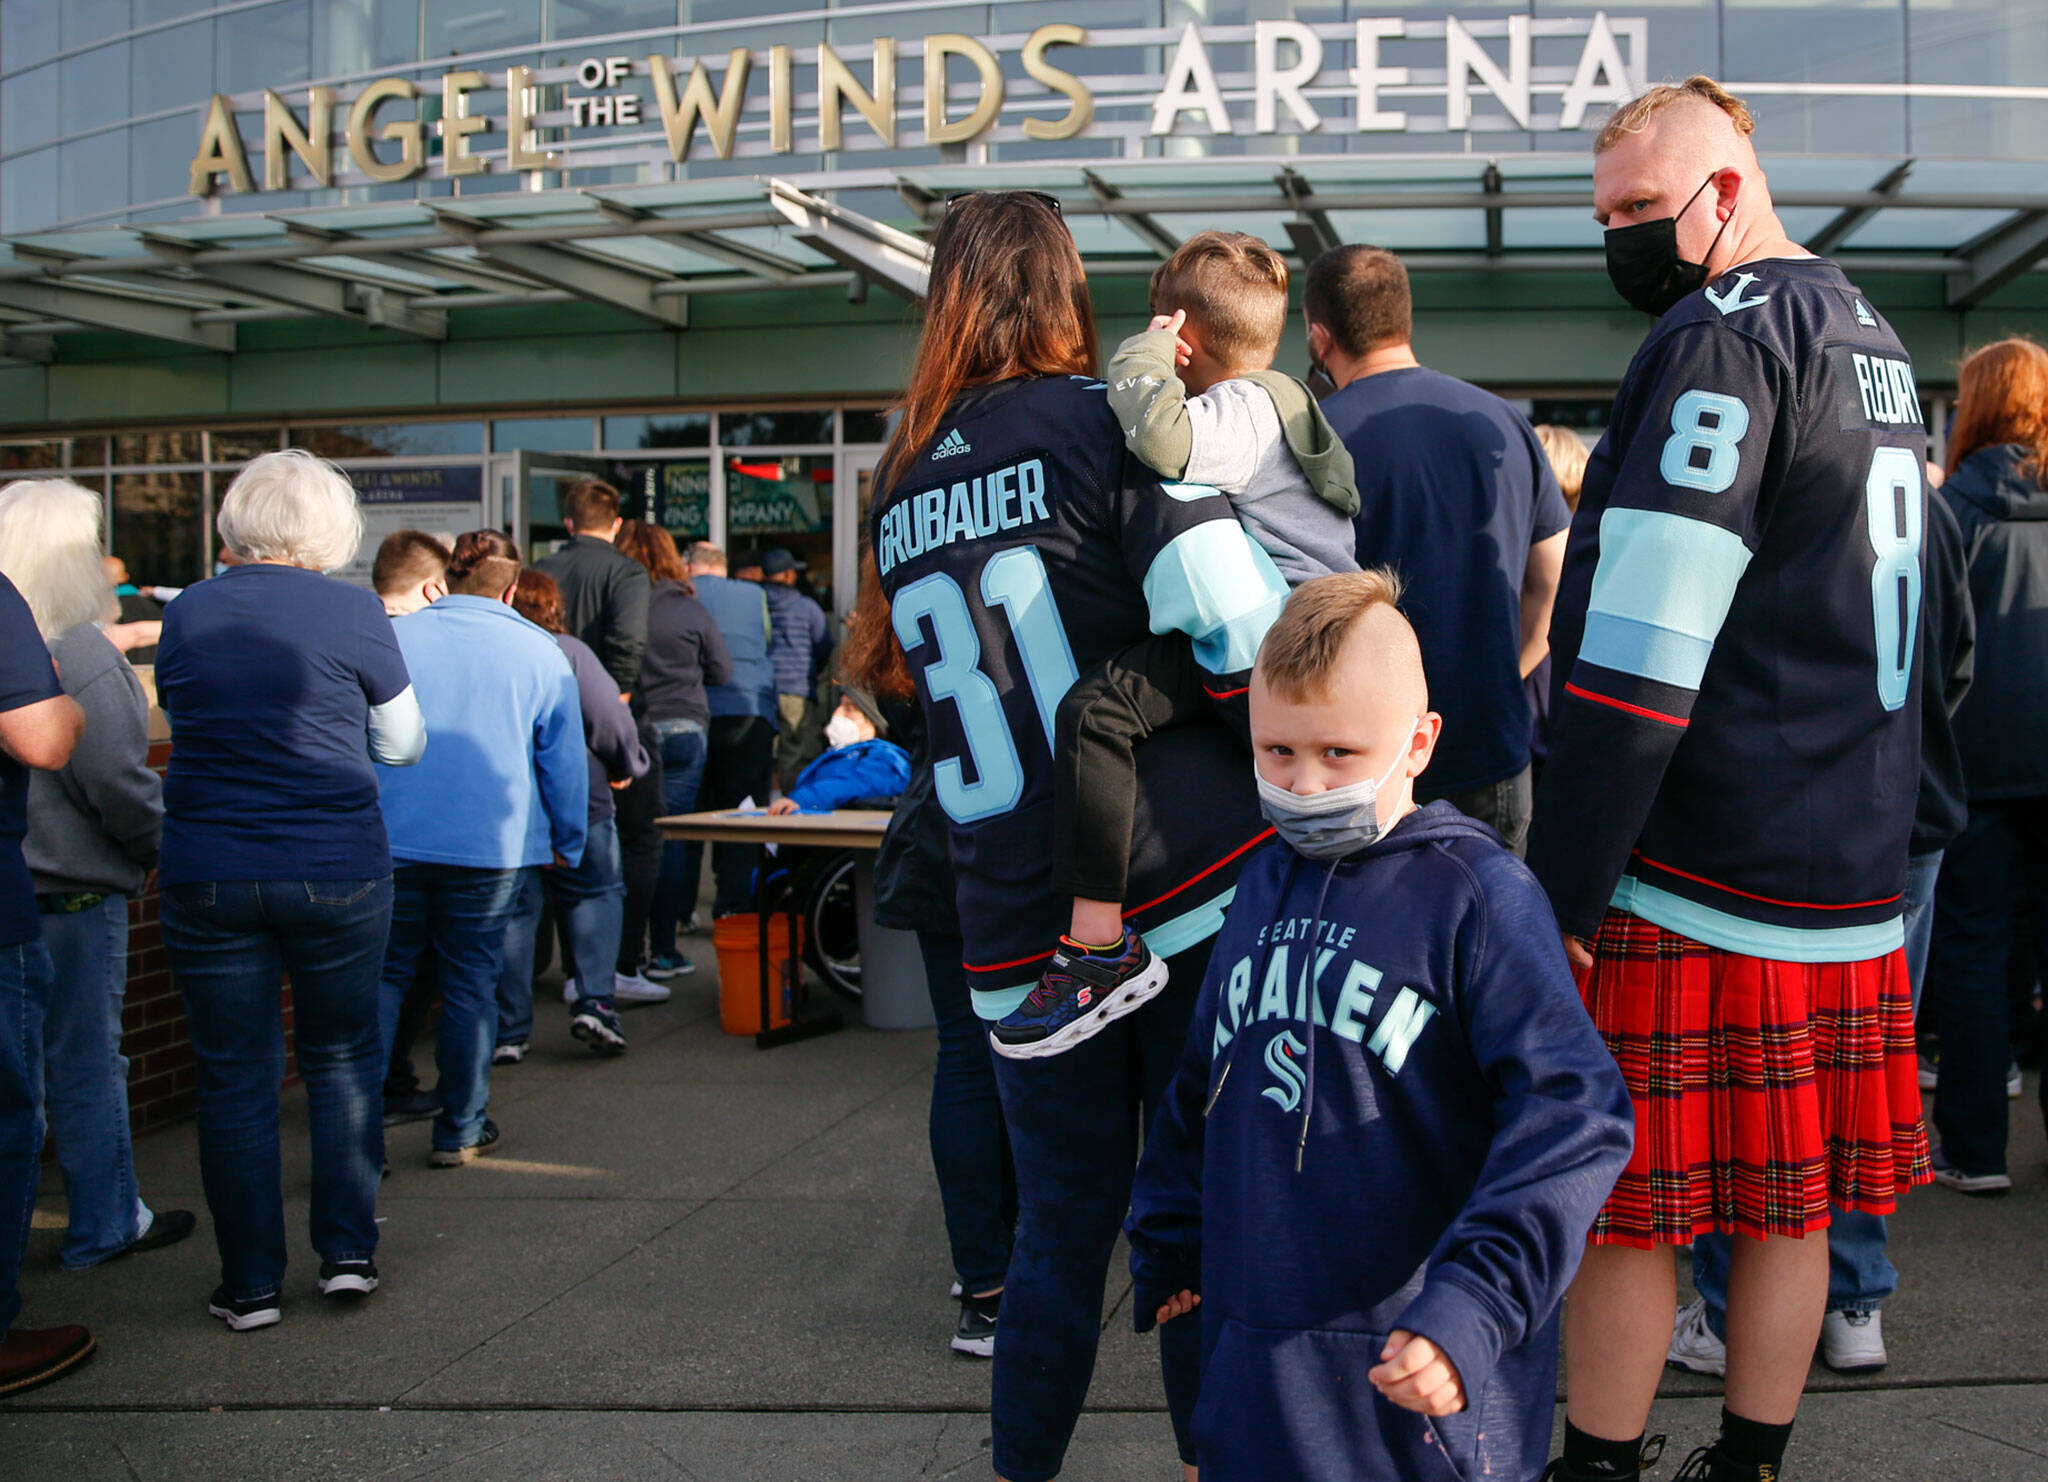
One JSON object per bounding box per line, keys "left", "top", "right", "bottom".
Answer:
{"left": 1931, "top": 1149, "right": 2011, "bottom": 1195}
{"left": 951, "top": 1290, "right": 999, "bottom": 1358}
{"left": 562, "top": 977, "right": 579, "bottom": 1006}
{"left": 492, "top": 1041, "right": 527, "bottom": 1066}
{"left": 571, "top": 999, "right": 628, "bottom": 1055}
{"left": 428, "top": 1118, "right": 502, "bottom": 1169}
{"left": 1667, "top": 1296, "right": 1726, "bottom": 1376}
{"left": 317, "top": 1260, "right": 379, "bottom": 1298}
{"left": 991, "top": 926, "right": 1167, "bottom": 1060}
{"left": 643, "top": 952, "right": 695, "bottom": 981}
{"left": 208, "top": 1287, "right": 281, "bottom": 1332}
{"left": 1820, "top": 1308, "right": 1886, "bottom": 1373}
{"left": 613, "top": 971, "right": 671, "bottom": 1006}
{"left": 2009, "top": 1062, "right": 2024, "bottom": 1099}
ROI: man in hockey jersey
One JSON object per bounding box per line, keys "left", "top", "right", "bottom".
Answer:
{"left": 1528, "top": 77, "right": 1931, "bottom": 1482}
{"left": 1128, "top": 572, "right": 1630, "bottom": 1482}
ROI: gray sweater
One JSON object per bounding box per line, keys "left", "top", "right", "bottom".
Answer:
{"left": 25, "top": 623, "right": 162, "bottom": 895}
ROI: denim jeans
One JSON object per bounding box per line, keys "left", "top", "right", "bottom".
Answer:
{"left": 917, "top": 933, "right": 1015, "bottom": 1295}
{"left": 41, "top": 895, "right": 152, "bottom": 1269}
{"left": 989, "top": 945, "right": 1209, "bottom": 1482}
{"left": 381, "top": 864, "right": 526, "bottom": 1153}
{"left": 1928, "top": 798, "right": 2048, "bottom": 1176}
{"left": 161, "top": 877, "right": 391, "bottom": 1302}
{"left": 1, "top": 939, "right": 56, "bottom": 1339}
{"left": 1422, "top": 763, "right": 1534, "bottom": 857}
{"left": 1690, "top": 850, "right": 1947, "bottom": 1331}
{"left": 650, "top": 722, "right": 709, "bottom": 959}
{"left": 495, "top": 867, "right": 545, "bottom": 1047}
{"left": 512, "top": 817, "right": 622, "bottom": 1008}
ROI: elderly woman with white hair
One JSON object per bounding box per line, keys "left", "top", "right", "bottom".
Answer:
{"left": 0, "top": 479, "right": 198, "bottom": 1277}
{"left": 154, "top": 450, "right": 424, "bottom": 1333}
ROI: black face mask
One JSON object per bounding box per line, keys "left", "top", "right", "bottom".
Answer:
{"left": 1305, "top": 358, "right": 1337, "bottom": 401}
{"left": 1604, "top": 173, "right": 1732, "bottom": 317}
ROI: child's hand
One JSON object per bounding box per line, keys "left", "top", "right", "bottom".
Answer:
{"left": 1147, "top": 309, "right": 1194, "bottom": 368}
{"left": 1368, "top": 1330, "right": 1465, "bottom": 1416}
{"left": 1155, "top": 1290, "right": 1201, "bottom": 1325}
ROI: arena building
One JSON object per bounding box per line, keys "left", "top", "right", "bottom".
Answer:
{"left": 1, "top": 0, "right": 2044, "bottom": 607}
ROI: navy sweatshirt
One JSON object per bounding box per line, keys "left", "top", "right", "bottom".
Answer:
{"left": 1942, "top": 443, "right": 2048, "bottom": 800}
{"left": 1128, "top": 803, "right": 1632, "bottom": 1482}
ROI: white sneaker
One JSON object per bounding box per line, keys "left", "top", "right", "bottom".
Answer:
{"left": 612, "top": 971, "right": 671, "bottom": 1006}
{"left": 562, "top": 977, "right": 578, "bottom": 1006}
{"left": 1820, "top": 1309, "right": 1887, "bottom": 1374}
{"left": 1667, "top": 1296, "right": 1727, "bottom": 1376}
{"left": 1916, "top": 1053, "right": 1938, "bottom": 1091}
{"left": 2009, "top": 1062, "right": 2024, "bottom": 1099}
{"left": 1931, "top": 1150, "right": 2012, "bottom": 1195}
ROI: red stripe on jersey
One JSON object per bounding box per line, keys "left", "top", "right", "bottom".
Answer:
{"left": 1204, "top": 684, "right": 1249, "bottom": 699}
{"left": 1565, "top": 682, "right": 1690, "bottom": 729}
{"left": 1633, "top": 853, "right": 1903, "bottom": 912}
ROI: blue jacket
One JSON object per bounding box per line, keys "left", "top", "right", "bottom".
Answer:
{"left": 695, "top": 574, "right": 776, "bottom": 722}
{"left": 1941, "top": 443, "right": 2048, "bottom": 800}
{"left": 1128, "top": 803, "right": 1632, "bottom": 1482}
{"left": 763, "top": 580, "right": 832, "bottom": 698}
{"left": 784, "top": 739, "right": 910, "bottom": 813}
{"left": 375, "top": 596, "right": 588, "bottom": 869}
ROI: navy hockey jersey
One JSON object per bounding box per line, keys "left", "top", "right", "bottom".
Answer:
{"left": 872, "top": 376, "right": 1289, "bottom": 1018}
{"left": 1527, "top": 258, "right": 1927, "bottom": 960}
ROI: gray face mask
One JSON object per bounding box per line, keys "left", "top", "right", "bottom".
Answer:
{"left": 1255, "top": 734, "right": 1414, "bottom": 861}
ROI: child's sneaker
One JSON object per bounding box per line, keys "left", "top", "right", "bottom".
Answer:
{"left": 990, "top": 926, "right": 1168, "bottom": 1060}
{"left": 571, "top": 999, "right": 628, "bottom": 1055}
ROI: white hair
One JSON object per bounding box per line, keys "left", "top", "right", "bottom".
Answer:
{"left": 0, "top": 478, "right": 119, "bottom": 643}
{"left": 216, "top": 449, "right": 364, "bottom": 572}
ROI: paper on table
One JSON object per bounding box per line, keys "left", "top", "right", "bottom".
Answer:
{"left": 733, "top": 797, "right": 777, "bottom": 857}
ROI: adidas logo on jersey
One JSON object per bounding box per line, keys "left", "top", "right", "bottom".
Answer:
{"left": 933, "top": 428, "right": 972, "bottom": 459}
{"left": 1855, "top": 299, "right": 1878, "bottom": 327}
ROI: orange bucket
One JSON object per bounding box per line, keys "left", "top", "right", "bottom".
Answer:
{"left": 712, "top": 913, "right": 804, "bottom": 1036}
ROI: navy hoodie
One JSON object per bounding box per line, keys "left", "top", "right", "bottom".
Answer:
{"left": 1128, "top": 803, "right": 1632, "bottom": 1482}
{"left": 1941, "top": 443, "right": 2048, "bottom": 800}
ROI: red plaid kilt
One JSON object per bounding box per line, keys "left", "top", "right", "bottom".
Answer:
{"left": 1580, "top": 909, "right": 1931, "bottom": 1249}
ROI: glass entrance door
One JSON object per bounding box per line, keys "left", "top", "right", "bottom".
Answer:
{"left": 517, "top": 450, "right": 616, "bottom": 561}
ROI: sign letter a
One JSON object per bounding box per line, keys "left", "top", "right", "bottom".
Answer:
{"left": 1149, "top": 23, "right": 1234, "bottom": 136}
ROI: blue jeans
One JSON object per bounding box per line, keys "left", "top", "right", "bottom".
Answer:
{"left": 41, "top": 895, "right": 151, "bottom": 1269}
{"left": 1928, "top": 798, "right": 2048, "bottom": 1176}
{"left": 380, "top": 864, "right": 526, "bottom": 1153}
{"left": 918, "top": 933, "right": 1015, "bottom": 1295}
{"left": 1691, "top": 850, "right": 1947, "bottom": 1330}
{"left": 990, "top": 945, "right": 1209, "bottom": 1482}
{"left": 1, "top": 939, "right": 56, "bottom": 1339}
{"left": 650, "top": 723, "right": 709, "bottom": 958}
{"left": 161, "top": 877, "right": 391, "bottom": 1302}
{"left": 495, "top": 867, "right": 545, "bottom": 1048}
{"left": 519, "top": 817, "right": 622, "bottom": 1007}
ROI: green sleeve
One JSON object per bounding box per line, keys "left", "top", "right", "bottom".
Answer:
{"left": 1107, "top": 328, "right": 1194, "bottom": 481}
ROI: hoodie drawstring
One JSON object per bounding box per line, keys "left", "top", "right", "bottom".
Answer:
{"left": 1294, "top": 860, "right": 1342, "bottom": 1173}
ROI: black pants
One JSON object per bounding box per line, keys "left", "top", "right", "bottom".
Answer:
{"left": 696, "top": 714, "right": 777, "bottom": 916}
{"left": 383, "top": 956, "right": 438, "bottom": 1097}
{"left": 1419, "top": 763, "right": 1535, "bottom": 857}
{"left": 1050, "top": 636, "right": 1233, "bottom": 904}
{"left": 613, "top": 716, "right": 665, "bottom": 974}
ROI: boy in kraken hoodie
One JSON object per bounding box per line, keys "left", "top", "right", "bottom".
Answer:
{"left": 1127, "top": 570, "right": 1632, "bottom": 1482}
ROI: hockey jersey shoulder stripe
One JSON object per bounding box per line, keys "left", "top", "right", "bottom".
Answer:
{"left": 1583, "top": 507, "right": 1752, "bottom": 692}
{"left": 1564, "top": 681, "right": 1690, "bottom": 729}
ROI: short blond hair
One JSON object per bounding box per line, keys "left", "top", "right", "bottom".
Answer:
{"left": 1533, "top": 425, "right": 1591, "bottom": 511}
{"left": 1256, "top": 568, "right": 1409, "bottom": 702}
{"left": 1150, "top": 230, "right": 1290, "bottom": 374}
{"left": 1596, "top": 75, "right": 1755, "bottom": 154}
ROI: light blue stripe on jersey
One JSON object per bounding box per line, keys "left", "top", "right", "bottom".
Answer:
{"left": 1142, "top": 520, "right": 1288, "bottom": 675}
{"left": 1612, "top": 875, "right": 1905, "bottom": 963}
{"left": 969, "top": 884, "right": 1239, "bottom": 1021}
{"left": 1581, "top": 507, "right": 1752, "bottom": 691}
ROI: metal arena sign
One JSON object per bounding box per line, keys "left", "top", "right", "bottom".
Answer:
{"left": 189, "top": 15, "right": 1647, "bottom": 198}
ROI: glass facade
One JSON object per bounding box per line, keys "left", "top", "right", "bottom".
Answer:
{"left": 3, "top": 0, "right": 2046, "bottom": 236}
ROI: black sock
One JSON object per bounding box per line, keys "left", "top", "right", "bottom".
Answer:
{"left": 1718, "top": 1409, "right": 1793, "bottom": 1473}
{"left": 1562, "top": 1421, "right": 1643, "bottom": 1478}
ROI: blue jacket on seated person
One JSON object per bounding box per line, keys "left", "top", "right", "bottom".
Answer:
{"left": 782, "top": 739, "right": 910, "bottom": 813}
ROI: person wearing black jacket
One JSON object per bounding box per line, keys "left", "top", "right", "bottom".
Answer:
{"left": 1923, "top": 337, "right": 2048, "bottom": 1194}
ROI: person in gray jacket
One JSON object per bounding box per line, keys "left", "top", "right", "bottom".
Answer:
{"left": 0, "top": 479, "right": 196, "bottom": 1271}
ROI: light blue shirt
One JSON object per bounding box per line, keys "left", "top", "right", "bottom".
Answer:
{"left": 374, "top": 596, "right": 588, "bottom": 869}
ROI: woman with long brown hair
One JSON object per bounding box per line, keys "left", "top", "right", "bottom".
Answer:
{"left": 844, "top": 191, "right": 1287, "bottom": 1482}
{"left": 1923, "top": 337, "right": 2048, "bottom": 1191}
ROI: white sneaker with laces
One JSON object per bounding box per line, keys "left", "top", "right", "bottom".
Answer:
{"left": 613, "top": 971, "right": 671, "bottom": 1006}
{"left": 1667, "top": 1296, "right": 1727, "bottom": 1376}
{"left": 1820, "top": 1309, "right": 1887, "bottom": 1373}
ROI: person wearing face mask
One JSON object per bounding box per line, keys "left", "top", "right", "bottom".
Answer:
{"left": 1526, "top": 77, "right": 1933, "bottom": 1482}
{"left": 764, "top": 687, "right": 909, "bottom": 817}
{"left": 1126, "top": 570, "right": 1631, "bottom": 1482}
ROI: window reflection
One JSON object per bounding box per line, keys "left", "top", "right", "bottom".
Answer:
{"left": 113, "top": 470, "right": 204, "bottom": 589}
{"left": 720, "top": 410, "right": 834, "bottom": 447}
{"left": 296, "top": 422, "right": 485, "bottom": 457}
{"left": 725, "top": 451, "right": 834, "bottom": 606}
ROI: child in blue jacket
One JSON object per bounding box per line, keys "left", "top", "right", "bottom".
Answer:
{"left": 1127, "top": 570, "right": 1632, "bottom": 1482}
{"left": 767, "top": 686, "right": 910, "bottom": 814}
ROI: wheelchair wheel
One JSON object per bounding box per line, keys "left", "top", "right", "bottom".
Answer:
{"left": 805, "top": 850, "right": 863, "bottom": 1000}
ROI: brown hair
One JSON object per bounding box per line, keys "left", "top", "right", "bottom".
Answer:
{"left": 1255, "top": 568, "right": 1409, "bottom": 703}
{"left": 876, "top": 192, "right": 1096, "bottom": 491}
{"left": 1304, "top": 246, "right": 1412, "bottom": 360}
{"left": 371, "top": 529, "right": 450, "bottom": 598}
{"left": 446, "top": 528, "right": 521, "bottom": 598}
{"left": 512, "top": 568, "right": 567, "bottom": 634}
{"left": 1948, "top": 337, "right": 2048, "bottom": 479}
{"left": 1150, "top": 230, "right": 1289, "bottom": 374}
{"left": 840, "top": 545, "right": 914, "bottom": 701}
{"left": 1533, "top": 425, "right": 1592, "bottom": 511}
{"left": 615, "top": 518, "right": 695, "bottom": 595}
{"left": 1596, "top": 76, "right": 1755, "bottom": 154}
{"left": 562, "top": 478, "right": 622, "bottom": 531}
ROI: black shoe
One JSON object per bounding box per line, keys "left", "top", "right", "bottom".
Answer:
{"left": 428, "top": 1118, "right": 502, "bottom": 1168}
{"left": 1542, "top": 1438, "right": 1666, "bottom": 1481}
{"left": 383, "top": 1088, "right": 439, "bottom": 1127}
{"left": 113, "top": 1208, "right": 196, "bottom": 1259}
{"left": 207, "top": 1286, "right": 282, "bottom": 1332}
{"left": 317, "top": 1259, "right": 379, "bottom": 1298}
{"left": 950, "top": 1290, "right": 999, "bottom": 1358}
{"left": 1671, "top": 1444, "right": 1778, "bottom": 1482}
{"left": 570, "top": 999, "right": 628, "bottom": 1056}
{"left": 990, "top": 927, "right": 1168, "bottom": 1060}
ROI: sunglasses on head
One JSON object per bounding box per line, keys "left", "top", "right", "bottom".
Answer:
{"left": 942, "top": 189, "right": 1064, "bottom": 217}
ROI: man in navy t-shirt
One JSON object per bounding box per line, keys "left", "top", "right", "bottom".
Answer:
{"left": 1307, "top": 246, "right": 1570, "bottom": 854}
{"left": 0, "top": 570, "right": 91, "bottom": 1393}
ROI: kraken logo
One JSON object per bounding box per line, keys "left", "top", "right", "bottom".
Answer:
{"left": 1261, "top": 1030, "right": 1308, "bottom": 1113}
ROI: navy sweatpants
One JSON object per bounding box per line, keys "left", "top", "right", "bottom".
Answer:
{"left": 989, "top": 944, "right": 1210, "bottom": 1482}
